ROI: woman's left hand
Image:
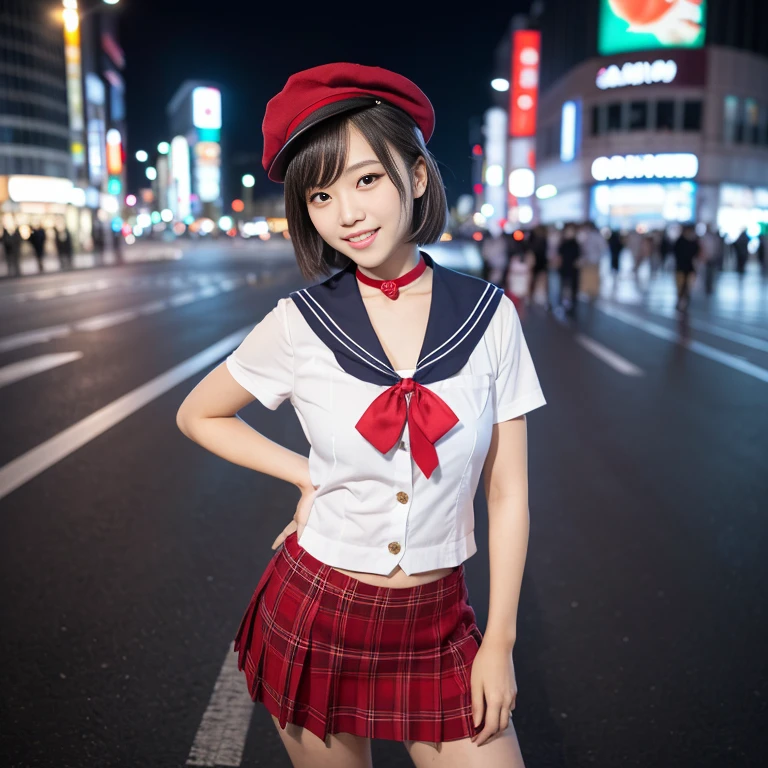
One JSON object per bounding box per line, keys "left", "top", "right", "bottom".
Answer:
{"left": 469, "top": 639, "right": 518, "bottom": 746}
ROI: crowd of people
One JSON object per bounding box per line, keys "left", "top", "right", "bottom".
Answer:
{"left": 1, "top": 224, "right": 75, "bottom": 277}
{"left": 480, "top": 222, "right": 766, "bottom": 314}
{"left": 0, "top": 221, "right": 124, "bottom": 278}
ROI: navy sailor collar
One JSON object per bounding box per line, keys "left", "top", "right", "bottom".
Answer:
{"left": 289, "top": 250, "right": 503, "bottom": 386}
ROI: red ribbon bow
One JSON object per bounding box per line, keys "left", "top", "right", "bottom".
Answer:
{"left": 355, "top": 378, "right": 459, "bottom": 479}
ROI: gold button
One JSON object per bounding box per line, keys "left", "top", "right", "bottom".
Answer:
{"left": 396, "top": 491, "right": 409, "bottom": 504}
{"left": 388, "top": 541, "right": 401, "bottom": 554}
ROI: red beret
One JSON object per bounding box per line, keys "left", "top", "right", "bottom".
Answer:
{"left": 262, "top": 62, "right": 435, "bottom": 183}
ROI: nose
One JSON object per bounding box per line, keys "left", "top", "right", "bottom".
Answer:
{"left": 337, "top": 193, "right": 365, "bottom": 228}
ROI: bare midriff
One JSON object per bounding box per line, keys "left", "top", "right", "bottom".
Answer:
{"left": 330, "top": 564, "right": 457, "bottom": 588}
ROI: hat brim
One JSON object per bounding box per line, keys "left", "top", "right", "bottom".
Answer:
{"left": 267, "top": 96, "right": 381, "bottom": 183}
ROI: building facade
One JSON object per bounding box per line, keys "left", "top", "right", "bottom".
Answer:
{"left": 531, "top": 0, "right": 768, "bottom": 237}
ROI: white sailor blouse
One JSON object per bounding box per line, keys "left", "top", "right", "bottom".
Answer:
{"left": 225, "top": 250, "right": 546, "bottom": 575}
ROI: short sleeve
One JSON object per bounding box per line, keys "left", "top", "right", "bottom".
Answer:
{"left": 225, "top": 297, "right": 294, "bottom": 410}
{"left": 491, "top": 294, "right": 546, "bottom": 423}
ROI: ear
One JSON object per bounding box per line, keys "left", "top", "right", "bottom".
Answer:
{"left": 412, "top": 156, "right": 428, "bottom": 199}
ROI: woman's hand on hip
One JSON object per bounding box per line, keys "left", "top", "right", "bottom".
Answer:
{"left": 271, "top": 484, "right": 320, "bottom": 550}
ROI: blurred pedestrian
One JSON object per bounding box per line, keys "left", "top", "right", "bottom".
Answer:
{"left": 55, "top": 226, "right": 73, "bottom": 271}
{"left": 699, "top": 225, "right": 722, "bottom": 297}
{"left": 28, "top": 224, "right": 46, "bottom": 273}
{"left": 660, "top": 228, "right": 674, "bottom": 271}
{"left": 480, "top": 226, "right": 507, "bottom": 287}
{"left": 4, "top": 227, "right": 23, "bottom": 277}
{"left": 527, "top": 224, "right": 551, "bottom": 309}
{"left": 92, "top": 223, "right": 105, "bottom": 263}
{"left": 505, "top": 236, "right": 531, "bottom": 316}
{"left": 112, "top": 229, "right": 123, "bottom": 263}
{"left": 557, "top": 223, "right": 582, "bottom": 316}
{"left": 626, "top": 229, "right": 643, "bottom": 276}
{"left": 673, "top": 224, "right": 700, "bottom": 311}
{"left": 2, "top": 227, "right": 19, "bottom": 277}
{"left": 608, "top": 229, "right": 623, "bottom": 277}
{"left": 734, "top": 230, "right": 750, "bottom": 277}
{"left": 579, "top": 221, "right": 607, "bottom": 302}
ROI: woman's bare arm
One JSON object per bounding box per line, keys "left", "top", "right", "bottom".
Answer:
{"left": 176, "top": 362, "right": 312, "bottom": 491}
{"left": 481, "top": 415, "right": 530, "bottom": 649}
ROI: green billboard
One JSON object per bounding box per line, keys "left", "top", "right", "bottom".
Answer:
{"left": 599, "top": 0, "right": 707, "bottom": 56}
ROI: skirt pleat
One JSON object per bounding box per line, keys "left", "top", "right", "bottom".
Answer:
{"left": 232, "top": 530, "right": 484, "bottom": 745}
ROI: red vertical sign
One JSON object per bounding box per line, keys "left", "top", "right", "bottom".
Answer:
{"left": 509, "top": 29, "right": 541, "bottom": 138}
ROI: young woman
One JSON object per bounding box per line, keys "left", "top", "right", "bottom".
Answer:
{"left": 176, "top": 63, "right": 546, "bottom": 768}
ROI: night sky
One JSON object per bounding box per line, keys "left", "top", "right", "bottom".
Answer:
{"left": 119, "top": 0, "right": 528, "bottom": 207}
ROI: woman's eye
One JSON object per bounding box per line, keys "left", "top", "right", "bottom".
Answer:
{"left": 309, "top": 192, "right": 330, "bottom": 203}
{"left": 358, "top": 174, "right": 380, "bottom": 187}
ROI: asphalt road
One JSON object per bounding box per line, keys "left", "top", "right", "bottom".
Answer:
{"left": 0, "top": 242, "right": 765, "bottom": 767}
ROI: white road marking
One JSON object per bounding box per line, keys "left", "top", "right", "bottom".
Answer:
{"left": 185, "top": 645, "right": 254, "bottom": 767}
{"left": 597, "top": 303, "right": 768, "bottom": 384}
{"left": 0, "top": 326, "right": 252, "bottom": 501}
{"left": 0, "top": 352, "right": 83, "bottom": 389}
{"left": 0, "top": 278, "right": 246, "bottom": 353}
{"left": 0, "top": 325, "right": 72, "bottom": 353}
{"left": 646, "top": 309, "right": 768, "bottom": 352}
{"left": 574, "top": 334, "right": 644, "bottom": 376}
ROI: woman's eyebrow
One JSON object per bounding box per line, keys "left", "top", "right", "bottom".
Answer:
{"left": 343, "top": 159, "right": 381, "bottom": 176}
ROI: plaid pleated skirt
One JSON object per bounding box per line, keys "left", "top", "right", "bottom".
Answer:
{"left": 233, "top": 530, "right": 485, "bottom": 746}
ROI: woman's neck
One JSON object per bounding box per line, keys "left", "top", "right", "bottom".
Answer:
{"left": 355, "top": 243, "right": 421, "bottom": 282}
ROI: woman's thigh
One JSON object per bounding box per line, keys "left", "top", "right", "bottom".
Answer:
{"left": 404, "top": 725, "right": 525, "bottom": 768}
{"left": 270, "top": 714, "right": 373, "bottom": 768}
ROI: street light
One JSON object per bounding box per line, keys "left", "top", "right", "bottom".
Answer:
{"left": 241, "top": 174, "right": 255, "bottom": 220}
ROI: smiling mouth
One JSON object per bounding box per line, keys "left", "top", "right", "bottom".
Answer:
{"left": 345, "top": 228, "right": 380, "bottom": 243}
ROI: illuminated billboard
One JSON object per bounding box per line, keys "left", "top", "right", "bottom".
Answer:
{"left": 598, "top": 0, "right": 707, "bottom": 56}
{"left": 192, "top": 87, "right": 222, "bottom": 130}
{"left": 509, "top": 29, "right": 541, "bottom": 138}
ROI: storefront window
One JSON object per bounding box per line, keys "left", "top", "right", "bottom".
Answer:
{"left": 629, "top": 101, "right": 648, "bottom": 131}
{"left": 656, "top": 100, "right": 675, "bottom": 131}
{"left": 607, "top": 103, "right": 622, "bottom": 131}
{"left": 723, "top": 96, "right": 738, "bottom": 143}
{"left": 591, "top": 105, "right": 601, "bottom": 137}
{"left": 683, "top": 101, "right": 702, "bottom": 131}
{"left": 745, "top": 98, "right": 760, "bottom": 144}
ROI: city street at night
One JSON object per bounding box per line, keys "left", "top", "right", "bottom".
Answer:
{"left": 2, "top": 0, "right": 767, "bottom": 765}
{"left": 1, "top": 242, "right": 765, "bottom": 766}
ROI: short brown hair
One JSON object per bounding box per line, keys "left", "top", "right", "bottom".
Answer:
{"left": 283, "top": 103, "right": 448, "bottom": 281}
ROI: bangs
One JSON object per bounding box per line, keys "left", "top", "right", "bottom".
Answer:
{"left": 287, "top": 118, "right": 350, "bottom": 198}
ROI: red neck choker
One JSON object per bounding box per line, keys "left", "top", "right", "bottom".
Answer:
{"left": 355, "top": 255, "right": 427, "bottom": 300}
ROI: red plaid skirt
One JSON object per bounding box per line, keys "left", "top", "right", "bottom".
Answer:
{"left": 233, "top": 530, "right": 485, "bottom": 745}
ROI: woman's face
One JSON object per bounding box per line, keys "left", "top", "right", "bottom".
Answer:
{"left": 305, "top": 125, "right": 427, "bottom": 268}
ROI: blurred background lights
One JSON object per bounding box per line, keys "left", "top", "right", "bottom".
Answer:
{"left": 150, "top": 211, "right": 161, "bottom": 224}
{"left": 485, "top": 164, "right": 503, "bottom": 187}
{"left": 241, "top": 174, "right": 255, "bottom": 188}
{"left": 160, "top": 208, "right": 173, "bottom": 222}
{"left": 218, "top": 216, "right": 233, "bottom": 230}
{"left": 125, "top": 194, "right": 137, "bottom": 206}
{"left": 508, "top": 168, "right": 536, "bottom": 198}
{"left": 145, "top": 166, "right": 157, "bottom": 181}
{"left": 535, "top": 184, "right": 558, "bottom": 200}
{"left": 518, "top": 205, "right": 534, "bottom": 224}
{"left": 157, "top": 141, "right": 170, "bottom": 155}
{"left": 473, "top": 212, "right": 487, "bottom": 227}
{"left": 135, "top": 150, "right": 148, "bottom": 162}
{"left": 136, "top": 213, "right": 151, "bottom": 228}
{"left": 480, "top": 203, "right": 495, "bottom": 217}
{"left": 491, "top": 78, "right": 510, "bottom": 92}
{"left": 199, "top": 218, "right": 215, "bottom": 234}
